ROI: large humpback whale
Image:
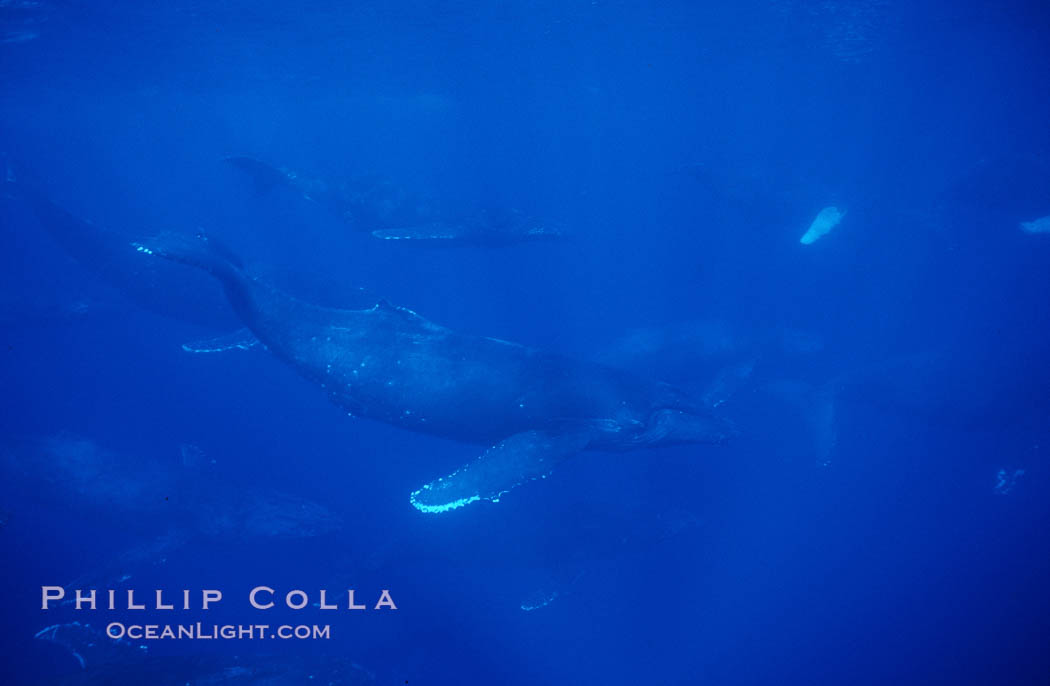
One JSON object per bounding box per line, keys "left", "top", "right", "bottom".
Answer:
{"left": 139, "top": 232, "right": 733, "bottom": 513}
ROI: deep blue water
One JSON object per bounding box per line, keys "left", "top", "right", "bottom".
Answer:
{"left": 1, "top": 1, "right": 1048, "bottom": 684}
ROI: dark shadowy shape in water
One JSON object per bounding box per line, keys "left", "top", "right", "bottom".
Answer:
{"left": 371, "top": 206, "right": 563, "bottom": 246}
{"left": 191, "top": 486, "right": 344, "bottom": 540}
{"left": 596, "top": 319, "right": 825, "bottom": 409}
{"left": 138, "top": 231, "right": 734, "bottom": 513}
{"left": 225, "top": 155, "right": 436, "bottom": 232}
{"left": 602, "top": 315, "right": 1050, "bottom": 469}
{"left": 60, "top": 531, "right": 188, "bottom": 603}
{"left": 597, "top": 320, "right": 837, "bottom": 463}
{"left": 0, "top": 0, "right": 49, "bottom": 45}
{"left": 0, "top": 435, "right": 343, "bottom": 539}
{"left": 6, "top": 183, "right": 385, "bottom": 355}
{"left": 1, "top": 435, "right": 179, "bottom": 521}
{"left": 6, "top": 177, "right": 237, "bottom": 330}
{"left": 225, "top": 156, "right": 562, "bottom": 246}
{"left": 7, "top": 437, "right": 345, "bottom": 608}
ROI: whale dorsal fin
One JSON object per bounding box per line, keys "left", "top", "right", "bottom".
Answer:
{"left": 409, "top": 427, "right": 594, "bottom": 513}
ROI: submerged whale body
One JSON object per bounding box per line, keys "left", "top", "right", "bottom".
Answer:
{"left": 6, "top": 177, "right": 237, "bottom": 330}
{"left": 225, "top": 156, "right": 561, "bottom": 246}
{"left": 371, "top": 206, "right": 563, "bottom": 246}
{"left": 141, "top": 233, "right": 733, "bottom": 513}
{"left": 224, "top": 155, "right": 439, "bottom": 231}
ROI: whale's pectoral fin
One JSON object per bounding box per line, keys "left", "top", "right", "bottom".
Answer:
{"left": 409, "top": 428, "right": 593, "bottom": 514}
{"left": 181, "top": 327, "right": 259, "bottom": 354}
{"left": 371, "top": 223, "right": 466, "bottom": 241}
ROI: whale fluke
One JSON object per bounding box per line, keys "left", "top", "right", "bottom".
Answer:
{"left": 409, "top": 428, "right": 594, "bottom": 513}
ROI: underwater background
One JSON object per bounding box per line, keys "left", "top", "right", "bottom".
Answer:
{"left": 1, "top": 0, "right": 1048, "bottom": 683}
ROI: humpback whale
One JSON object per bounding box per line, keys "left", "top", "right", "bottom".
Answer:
{"left": 371, "top": 206, "right": 562, "bottom": 246}
{"left": 5, "top": 176, "right": 381, "bottom": 344}
{"left": 225, "top": 156, "right": 562, "bottom": 246}
{"left": 5, "top": 174, "right": 237, "bottom": 330}
{"left": 140, "top": 232, "right": 733, "bottom": 513}
{"left": 0, "top": 434, "right": 343, "bottom": 538}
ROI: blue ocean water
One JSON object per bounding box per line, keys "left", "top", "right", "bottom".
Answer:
{"left": 1, "top": 0, "right": 1048, "bottom": 683}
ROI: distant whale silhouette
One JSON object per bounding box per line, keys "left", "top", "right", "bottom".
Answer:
{"left": 139, "top": 232, "right": 733, "bottom": 513}
{"left": 5, "top": 175, "right": 380, "bottom": 340}
{"left": 225, "top": 156, "right": 562, "bottom": 246}
{"left": 8, "top": 183, "right": 237, "bottom": 330}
